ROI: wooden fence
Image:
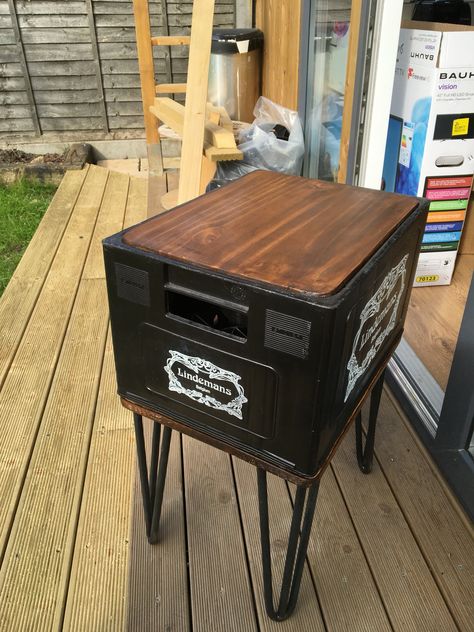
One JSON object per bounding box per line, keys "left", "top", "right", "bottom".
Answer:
{"left": 0, "top": 0, "right": 235, "bottom": 142}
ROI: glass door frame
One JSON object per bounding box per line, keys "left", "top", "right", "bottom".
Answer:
{"left": 299, "top": 0, "right": 381, "bottom": 186}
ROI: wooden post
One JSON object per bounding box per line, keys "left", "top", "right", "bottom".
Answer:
{"left": 6, "top": 0, "right": 41, "bottom": 136}
{"left": 255, "top": 0, "right": 302, "bottom": 111}
{"left": 85, "top": 0, "right": 109, "bottom": 133}
{"left": 337, "top": 0, "right": 364, "bottom": 184}
{"left": 178, "top": 0, "right": 216, "bottom": 204}
{"left": 133, "top": 0, "right": 159, "bottom": 144}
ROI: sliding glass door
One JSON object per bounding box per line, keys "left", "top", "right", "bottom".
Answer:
{"left": 301, "top": 0, "right": 381, "bottom": 185}
{"left": 303, "top": 1, "right": 353, "bottom": 181}
{"left": 300, "top": 0, "right": 474, "bottom": 518}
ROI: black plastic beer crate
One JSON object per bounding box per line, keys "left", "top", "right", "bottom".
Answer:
{"left": 103, "top": 171, "right": 427, "bottom": 483}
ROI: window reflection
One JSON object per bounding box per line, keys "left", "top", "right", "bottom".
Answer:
{"left": 304, "top": 1, "right": 352, "bottom": 181}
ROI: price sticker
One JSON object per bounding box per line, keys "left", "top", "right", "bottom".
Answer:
{"left": 452, "top": 118, "right": 469, "bottom": 136}
{"left": 416, "top": 275, "right": 439, "bottom": 283}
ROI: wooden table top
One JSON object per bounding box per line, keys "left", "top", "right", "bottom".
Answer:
{"left": 123, "top": 171, "right": 420, "bottom": 296}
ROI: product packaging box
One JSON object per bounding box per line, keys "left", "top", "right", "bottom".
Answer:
{"left": 382, "top": 21, "right": 474, "bottom": 286}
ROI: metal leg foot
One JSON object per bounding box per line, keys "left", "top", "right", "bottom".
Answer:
{"left": 257, "top": 468, "right": 320, "bottom": 621}
{"left": 355, "top": 369, "right": 385, "bottom": 474}
{"left": 133, "top": 413, "right": 172, "bottom": 544}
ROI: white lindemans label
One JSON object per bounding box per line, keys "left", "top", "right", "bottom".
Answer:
{"left": 164, "top": 350, "right": 248, "bottom": 420}
{"left": 345, "top": 254, "right": 409, "bottom": 402}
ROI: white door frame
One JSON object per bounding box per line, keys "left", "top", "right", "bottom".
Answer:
{"left": 358, "top": 0, "right": 404, "bottom": 189}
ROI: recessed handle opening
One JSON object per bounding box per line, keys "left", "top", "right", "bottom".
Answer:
{"left": 166, "top": 287, "right": 247, "bottom": 340}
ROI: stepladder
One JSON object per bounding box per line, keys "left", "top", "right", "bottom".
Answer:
{"left": 133, "top": 0, "right": 243, "bottom": 209}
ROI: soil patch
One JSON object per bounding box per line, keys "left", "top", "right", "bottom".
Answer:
{"left": 0, "top": 149, "right": 35, "bottom": 163}
{"left": 0, "top": 143, "right": 93, "bottom": 184}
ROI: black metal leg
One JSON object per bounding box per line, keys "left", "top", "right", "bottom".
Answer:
{"left": 355, "top": 369, "right": 386, "bottom": 474}
{"left": 133, "top": 413, "right": 172, "bottom": 544}
{"left": 257, "top": 468, "right": 320, "bottom": 621}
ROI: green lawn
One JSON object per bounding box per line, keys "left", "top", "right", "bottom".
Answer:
{"left": 0, "top": 179, "right": 57, "bottom": 296}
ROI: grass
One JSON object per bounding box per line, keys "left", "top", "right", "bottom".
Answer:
{"left": 0, "top": 178, "right": 57, "bottom": 296}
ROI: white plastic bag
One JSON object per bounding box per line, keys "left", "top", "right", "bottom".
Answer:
{"left": 238, "top": 96, "right": 305, "bottom": 175}
{"left": 215, "top": 97, "right": 305, "bottom": 184}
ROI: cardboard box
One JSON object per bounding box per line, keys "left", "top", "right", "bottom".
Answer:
{"left": 383, "top": 22, "right": 474, "bottom": 286}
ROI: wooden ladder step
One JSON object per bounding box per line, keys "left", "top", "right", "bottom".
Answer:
{"left": 156, "top": 83, "right": 187, "bottom": 94}
{"left": 150, "top": 97, "right": 184, "bottom": 136}
{"left": 204, "top": 121, "right": 237, "bottom": 149}
{"left": 204, "top": 144, "right": 243, "bottom": 162}
{"left": 151, "top": 97, "right": 237, "bottom": 150}
{"left": 151, "top": 35, "right": 191, "bottom": 46}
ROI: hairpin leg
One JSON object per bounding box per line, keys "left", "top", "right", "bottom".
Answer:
{"left": 133, "top": 413, "right": 172, "bottom": 544}
{"left": 355, "top": 369, "right": 386, "bottom": 474}
{"left": 257, "top": 468, "right": 320, "bottom": 621}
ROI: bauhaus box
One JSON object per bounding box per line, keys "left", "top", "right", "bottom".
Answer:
{"left": 383, "top": 21, "right": 474, "bottom": 285}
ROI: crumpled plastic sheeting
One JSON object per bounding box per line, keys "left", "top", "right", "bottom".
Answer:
{"left": 216, "top": 96, "right": 305, "bottom": 183}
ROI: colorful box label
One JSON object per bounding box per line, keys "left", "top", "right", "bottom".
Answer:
{"left": 429, "top": 199, "right": 469, "bottom": 211}
{"left": 422, "top": 231, "right": 461, "bottom": 244}
{"left": 427, "top": 210, "right": 466, "bottom": 223}
{"left": 425, "top": 187, "right": 471, "bottom": 201}
{"left": 425, "top": 176, "right": 473, "bottom": 189}
{"left": 421, "top": 242, "right": 459, "bottom": 252}
{"left": 425, "top": 221, "right": 463, "bottom": 233}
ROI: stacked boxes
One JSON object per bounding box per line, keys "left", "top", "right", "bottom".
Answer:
{"left": 382, "top": 21, "right": 474, "bottom": 286}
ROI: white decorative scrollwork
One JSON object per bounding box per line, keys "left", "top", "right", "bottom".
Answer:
{"left": 345, "top": 254, "right": 409, "bottom": 402}
{"left": 164, "top": 350, "right": 248, "bottom": 420}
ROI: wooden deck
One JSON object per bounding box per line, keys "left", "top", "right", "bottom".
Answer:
{"left": 0, "top": 164, "right": 472, "bottom": 631}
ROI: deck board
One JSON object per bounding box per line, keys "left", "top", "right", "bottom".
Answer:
{"left": 63, "top": 175, "right": 149, "bottom": 632}
{"left": 125, "top": 176, "right": 191, "bottom": 632}
{"left": 0, "top": 166, "right": 472, "bottom": 632}
{"left": 127, "top": 428, "right": 190, "bottom": 632}
{"left": 374, "top": 391, "right": 474, "bottom": 630}
{"left": 232, "top": 458, "right": 325, "bottom": 632}
{"left": 332, "top": 428, "right": 458, "bottom": 631}
{"left": 125, "top": 176, "right": 149, "bottom": 227}
{"left": 183, "top": 438, "right": 258, "bottom": 632}
{"left": 82, "top": 171, "right": 130, "bottom": 280}
{"left": 63, "top": 330, "right": 136, "bottom": 632}
{"left": 297, "top": 467, "right": 392, "bottom": 632}
{"left": 0, "top": 167, "right": 88, "bottom": 388}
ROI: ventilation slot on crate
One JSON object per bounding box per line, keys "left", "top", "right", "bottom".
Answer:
{"left": 264, "top": 310, "right": 311, "bottom": 359}
{"left": 115, "top": 263, "right": 150, "bottom": 306}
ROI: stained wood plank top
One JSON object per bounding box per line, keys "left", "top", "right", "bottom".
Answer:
{"left": 123, "top": 171, "right": 421, "bottom": 296}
